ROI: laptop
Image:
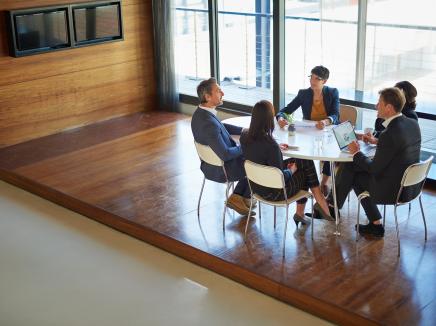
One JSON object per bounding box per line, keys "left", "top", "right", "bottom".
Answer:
{"left": 332, "top": 121, "right": 376, "bottom": 155}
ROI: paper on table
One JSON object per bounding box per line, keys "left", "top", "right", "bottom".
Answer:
{"left": 293, "top": 120, "right": 317, "bottom": 128}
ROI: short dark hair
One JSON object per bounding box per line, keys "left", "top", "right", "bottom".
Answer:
{"left": 394, "top": 81, "right": 417, "bottom": 110}
{"left": 379, "top": 87, "right": 406, "bottom": 113}
{"left": 197, "top": 78, "right": 217, "bottom": 104}
{"left": 246, "top": 100, "right": 275, "bottom": 143}
{"left": 311, "top": 66, "right": 330, "bottom": 80}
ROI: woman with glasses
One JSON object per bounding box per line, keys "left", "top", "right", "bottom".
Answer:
{"left": 276, "top": 65, "right": 340, "bottom": 195}
{"left": 241, "top": 100, "right": 334, "bottom": 227}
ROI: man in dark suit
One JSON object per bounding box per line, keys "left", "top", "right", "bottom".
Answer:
{"left": 332, "top": 87, "right": 421, "bottom": 237}
{"left": 191, "top": 78, "right": 252, "bottom": 215}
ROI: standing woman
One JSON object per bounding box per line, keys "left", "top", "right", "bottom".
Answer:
{"left": 240, "top": 100, "right": 333, "bottom": 226}
{"left": 276, "top": 66, "right": 340, "bottom": 195}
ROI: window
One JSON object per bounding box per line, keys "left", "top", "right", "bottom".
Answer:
{"left": 285, "top": 0, "right": 357, "bottom": 106}
{"left": 217, "top": 1, "right": 273, "bottom": 106}
{"left": 364, "top": 0, "right": 436, "bottom": 103}
{"left": 174, "top": 0, "right": 210, "bottom": 96}
{"left": 174, "top": 0, "right": 436, "bottom": 113}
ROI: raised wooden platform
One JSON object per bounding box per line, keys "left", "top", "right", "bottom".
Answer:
{"left": 1, "top": 111, "right": 435, "bottom": 326}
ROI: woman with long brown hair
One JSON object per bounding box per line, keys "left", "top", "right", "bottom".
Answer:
{"left": 240, "top": 100, "right": 333, "bottom": 226}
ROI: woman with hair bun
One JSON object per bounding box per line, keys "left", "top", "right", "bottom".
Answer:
{"left": 374, "top": 81, "right": 418, "bottom": 137}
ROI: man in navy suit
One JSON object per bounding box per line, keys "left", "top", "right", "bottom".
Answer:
{"left": 191, "top": 78, "right": 252, "bottom": 215}
{"left": 332, "top": 87, "right": 421, "bottom": 237}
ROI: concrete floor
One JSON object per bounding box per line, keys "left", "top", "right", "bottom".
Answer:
{"left": 0, "top": 181, "right": 331, "bottom": 326}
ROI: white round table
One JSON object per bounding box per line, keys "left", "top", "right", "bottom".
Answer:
{"left": 223, "top": 116, "right": 353, "bottom": 235}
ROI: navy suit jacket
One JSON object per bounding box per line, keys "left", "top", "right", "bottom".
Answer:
{"left": 353, "top": 115, "right": 421, "bottom": 204}
{"left": 277, "top": 86, "right": 340, "bottom": 124}
{"left": 191, "top": 107, "right": 245, "bottom": 183}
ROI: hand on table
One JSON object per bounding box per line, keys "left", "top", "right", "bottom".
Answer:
{"left": 315, "top": 119, "right": 329, "bottom": 130}
{"left": 278, "top": 117, "right": 288, "bottom": 128}
{"left": 279, "top": 143, "right": 289, "bottom": 151}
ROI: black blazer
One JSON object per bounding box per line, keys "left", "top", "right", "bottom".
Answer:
{"left": 353, "top": 115, "right": 421, "bottom": 204}
{"left": 240, "top": 131, "right": 292, "bottom": 197}
{"left": 191, "top": 107, "right": 245, "bottom": 183}
{"left": 276, "top": 86, "right": 340, "bottom": 124}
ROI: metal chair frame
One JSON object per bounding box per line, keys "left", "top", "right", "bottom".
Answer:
{"left": 356, "top": 156, "right": 433, "bottom": 256}
{"left": 194, "top": 141, "right": 234, "bottom": 230}
{"left": 244, "top": 160, "right": 314, "bottom": 257}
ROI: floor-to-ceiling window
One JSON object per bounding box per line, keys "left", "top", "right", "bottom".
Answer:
{"left": 284, "top": 0, "right": 357, "bottom": 104}
{"left": 217, "top": 0, "right": 273, "bottom": 105}
{"left": 364, "top": 0, "right": 436, "bottom": 103}
{"left": 174, "top": 0, "right": 210, "bottom": 95}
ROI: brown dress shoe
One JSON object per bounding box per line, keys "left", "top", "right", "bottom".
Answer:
{"left": 227, "top": 194, "right": 256, "bottom": 216}
{"left": 243, "top": 198, "right": 258, "bottom": 209}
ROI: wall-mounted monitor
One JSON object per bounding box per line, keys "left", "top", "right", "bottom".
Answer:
{"left": 6, "top": 7, "right": 71, "bottom": 57}
{"left": 5, "top": 1, "right": 123, "bottom": 57}
{"left": 72, "top": 1, "right": 123, "bottom": 46}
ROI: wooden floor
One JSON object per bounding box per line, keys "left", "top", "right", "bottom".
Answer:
{"left": 1, "top": 111, "right": 435, "bottom": 326}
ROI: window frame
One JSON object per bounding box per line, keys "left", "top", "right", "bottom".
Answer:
{"left": 177, "top": 0, "right": 436, "bottom": 120}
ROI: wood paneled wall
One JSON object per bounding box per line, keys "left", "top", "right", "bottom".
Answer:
{"left": 0, "top": 0, "right": 156, "bottom": 147}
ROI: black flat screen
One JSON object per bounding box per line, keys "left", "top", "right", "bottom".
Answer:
{"left": 15, "top": 10, "right": 69, "bottom": 51}
{"left": 73, "top": 4, "right": 121, "bottom": 43}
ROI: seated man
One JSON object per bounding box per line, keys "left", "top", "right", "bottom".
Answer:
{"left": 191, "top": 78, "right": 252, "bottom": 215}
{"left": 331, "top": 87, "right": 421, "bottom": 237}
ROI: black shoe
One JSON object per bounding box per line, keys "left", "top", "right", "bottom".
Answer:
{"left": 327, "top": 204, "right": 338, "bottom": 218}
{"left": 312, "top": 203, "right": 335, "bottom": 221}
{"left": 293, "top": 213, "right": 311, "bottom": 227}
{"left": 304, "top": 205, "right": 341, "bottom": 220}
{"left": 357, "top": 223, "right": 385, "bottom": 237}
{"left": 305, "top": 212, "right": 322, "bottom": 219}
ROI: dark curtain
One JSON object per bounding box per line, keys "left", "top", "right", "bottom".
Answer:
{"left": 152, "top": 0, "right": 179, "bottom": 112}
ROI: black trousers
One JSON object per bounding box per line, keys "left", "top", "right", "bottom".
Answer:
{"left": 333, "top": 163, "right": 382, "bottom": 222}
{"left": 233, "top": 178, "right": 250, "bottom": 198}
{"left": 322, "top": 161, "right": 331, "bottom": 176}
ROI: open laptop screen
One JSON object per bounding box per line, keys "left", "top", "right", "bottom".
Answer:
{"left": 332, "top": 121, "right": 357, "bottom": 150}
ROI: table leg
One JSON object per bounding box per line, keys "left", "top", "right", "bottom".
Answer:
{"left": 330, "top": 161, "right": 341, "bottom": 235}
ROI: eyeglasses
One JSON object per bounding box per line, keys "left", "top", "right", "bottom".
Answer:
{"left": 308, "top": 74, "right": 324, "bottom": 81}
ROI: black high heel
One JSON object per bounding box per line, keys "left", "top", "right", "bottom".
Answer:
{"left": 293, "top": 213, "right": 311, "bottom": 227}
{"left": 305, "top": 204, "right": 339, "bottom": 219}
{"left": 313, "top": 203, "right": 335, "bottom": 221}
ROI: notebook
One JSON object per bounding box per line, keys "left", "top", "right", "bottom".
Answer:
{"left": 332, "top": 121, "right": 376, "bottom": 155}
